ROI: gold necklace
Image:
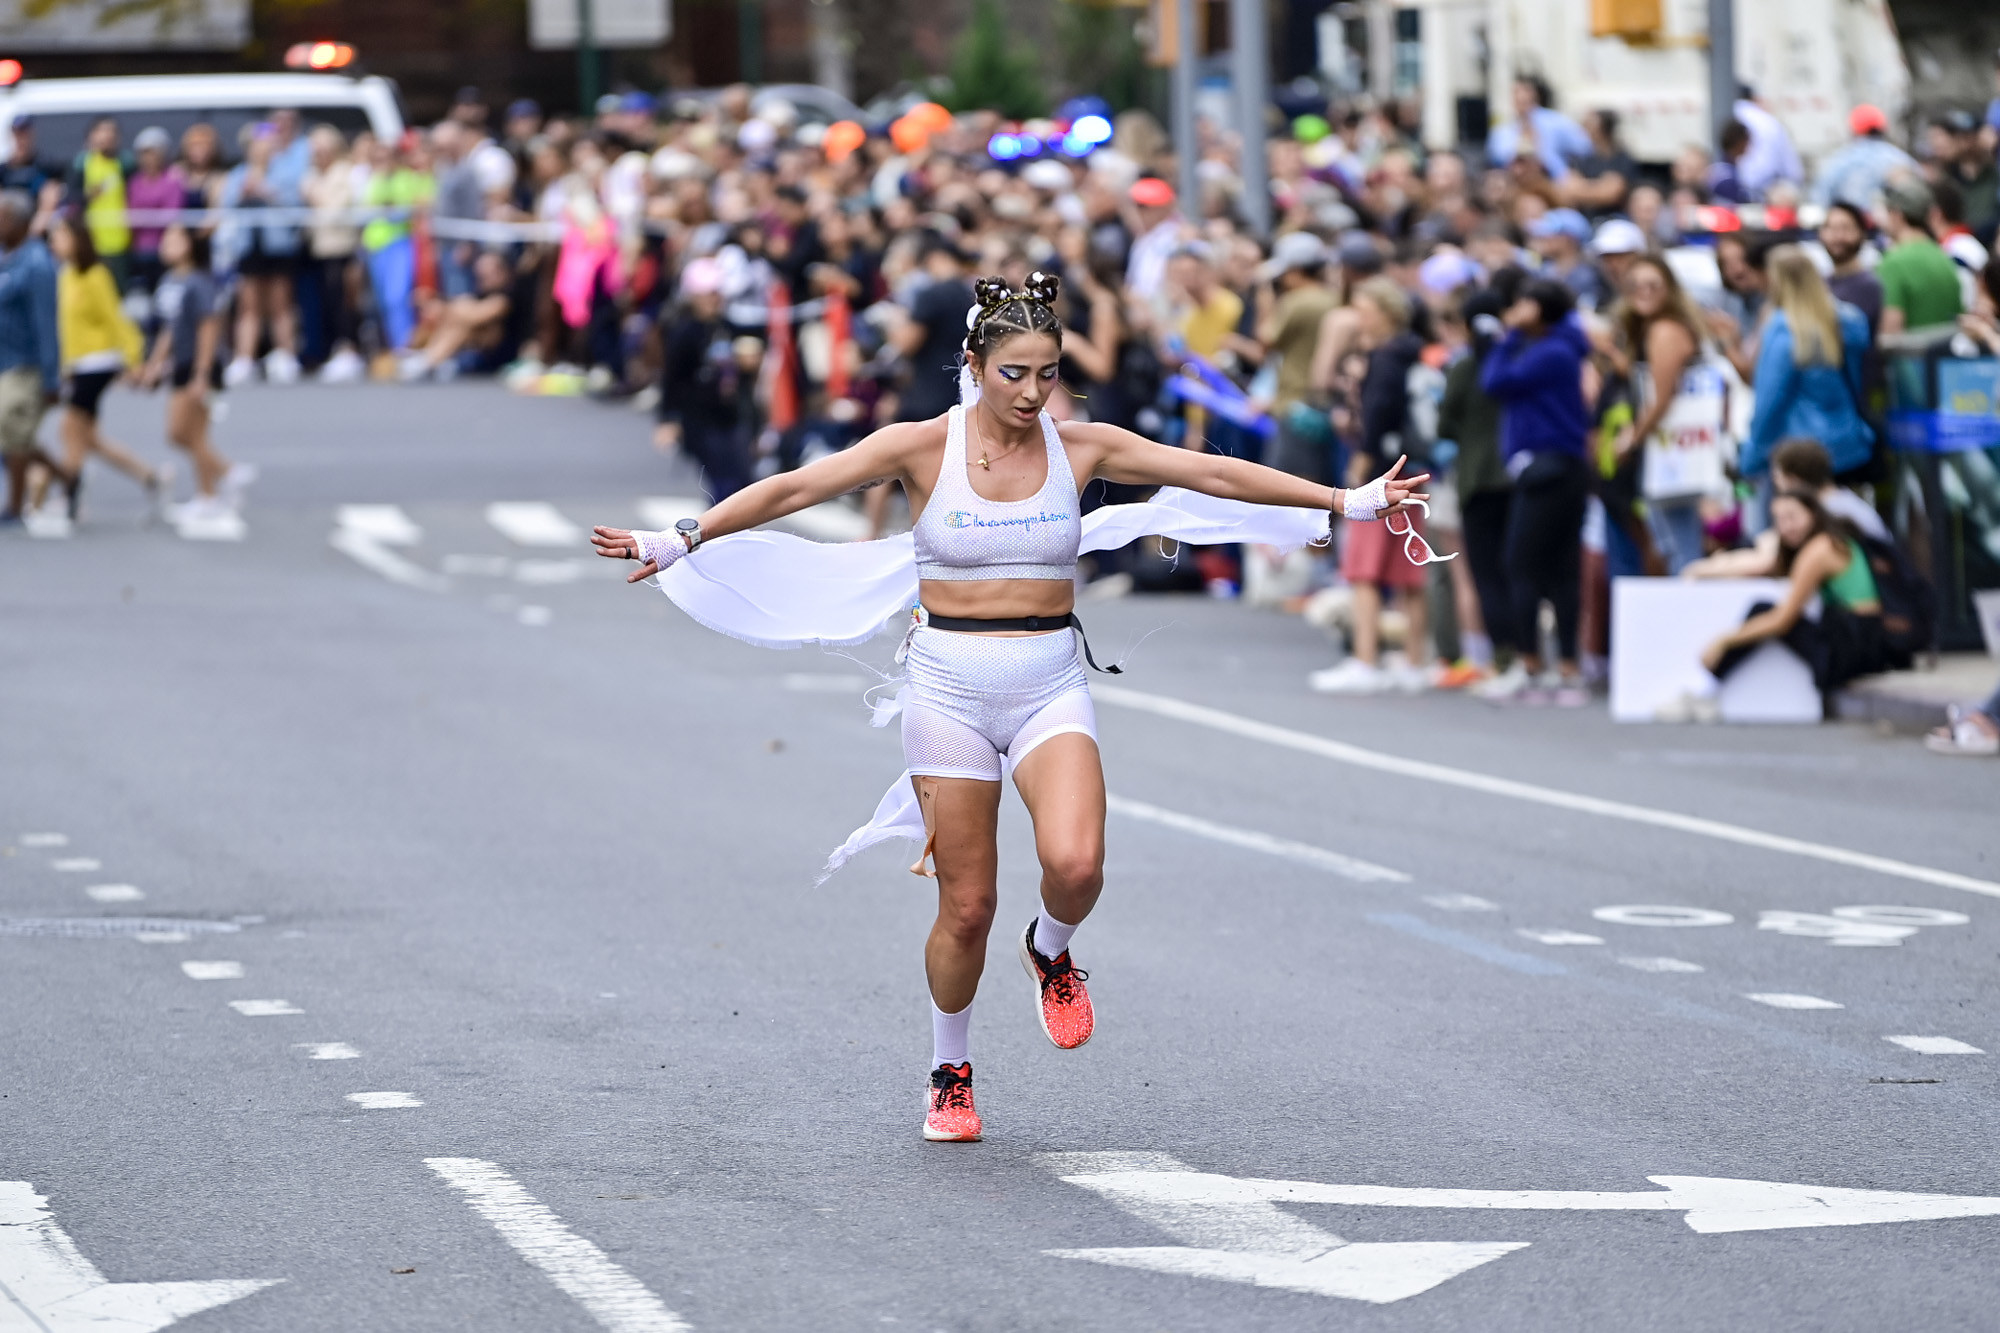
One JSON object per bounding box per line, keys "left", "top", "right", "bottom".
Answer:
{"left": 968, "top": 412, "right": 1031, "bottom": 470}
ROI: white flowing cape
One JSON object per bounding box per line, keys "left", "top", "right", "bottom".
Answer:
{"left": 654, "top": 487, "right": 1330, "bottom": 880}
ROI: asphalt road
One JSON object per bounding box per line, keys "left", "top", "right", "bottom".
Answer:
{"left": 4, "top": 381, "right": 1998, "bottom": 1332}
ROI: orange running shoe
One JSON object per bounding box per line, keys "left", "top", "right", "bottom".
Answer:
{"left": 1019, "top": 921, "right": 1094, "bottom": 1049}
{"left": 923, "top": 1062, "right": 982, "bottom": 1141}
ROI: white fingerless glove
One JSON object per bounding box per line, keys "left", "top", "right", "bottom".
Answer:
{"left": 631, "top": 529, "right": 689, "bottom": 571}
{"left": 1342, "top": 476, "right": 1389, "bottom": 522}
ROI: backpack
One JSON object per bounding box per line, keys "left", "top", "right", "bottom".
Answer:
{"left": 1855, "top": 532, "right": 1936, "bottom": 664}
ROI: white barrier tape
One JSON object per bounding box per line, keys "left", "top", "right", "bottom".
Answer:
{"left": 101, "top": 207, "right": 598, "bottom": 242}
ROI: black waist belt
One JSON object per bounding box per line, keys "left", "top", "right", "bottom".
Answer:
{"left": 920, "top": 610, "right": 1122, "bottom": 674}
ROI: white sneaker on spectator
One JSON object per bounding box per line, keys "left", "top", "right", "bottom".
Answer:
{"left": 1473, "top": 661, "right": 1532, "bottom": 701}
{"left": 1653, "top": 690, "right": 1721, "bottom": 724}
{"left": 23, "top": 504, "right": 73, "bottom": 539}
{"left": 397, "top": 353, "right": 433, "bottom": 383}
{"left": 1390, "top": 661, "right": 1432, "bottom": 693}
{"left": 222, "top": 357, "right": 257, "bottom": 389}
{"left": 219, "top": 462, "right": 258, "bottom": 509}
{"left": 172, "top": 495, "right": 246, "bottom": 541}
{"left": 1309, "top": 658, "right": 1390, "bottom": 695}
{"left": 318, "top": 348, "right": 367, "bottom": 384}
{"left": 431, "top": 356, "right": 460, "bottom": 384}
{"left": 263, "top": 348, "right": 301, "bottom": 384}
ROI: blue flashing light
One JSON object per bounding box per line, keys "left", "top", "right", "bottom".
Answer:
{"left": 988, "top": 133, "right": 1021, "bottom": 161}
{"left": 1060, "top": 132, "right": 1096, "bottom": 157}
{"left": 1016, "top": 136, "right": 1043, "bottom": 157}
{"left": 1071, "top": 114, "right": 1113, "bottom": 146}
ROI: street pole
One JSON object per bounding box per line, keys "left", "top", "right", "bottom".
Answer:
{"left": 577, "top": 0, "right": 599, "bottom": 113}
{"left": 740, "top": 0, "right": 765, "bottom": 86}
{"left": 1173, "top": 0, "right": 1199, "bottom": 222}
{"left": 1707, "top": 0, "right": 1735, "bottom": 153}
{"left": 1230, "top": 0, "right": 1270, "bottom": 236}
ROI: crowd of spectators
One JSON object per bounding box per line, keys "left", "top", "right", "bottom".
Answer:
{"left": 4, "top": 64, "right": 2000, "bottom": 727}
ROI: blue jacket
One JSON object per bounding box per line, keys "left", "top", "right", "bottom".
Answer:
{"left": 217, "top": 161, "right": 304, "bottom": 268}
{"left": 1743, "top": 304, "right": 1872, "bottom": 478}
{"left": 1479, "top": 317, "right": 1591, "bottom": 462}
{"left": 0, "top": 238, "right": 60, "bottom": 392}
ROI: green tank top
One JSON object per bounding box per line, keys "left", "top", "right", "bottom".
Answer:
{"left": 1824, "top": 538, "right": 1879, "bottom": 609}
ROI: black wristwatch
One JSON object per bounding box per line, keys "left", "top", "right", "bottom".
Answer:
{"left": 675, "top": 518, "right": 703, "bottom": 553}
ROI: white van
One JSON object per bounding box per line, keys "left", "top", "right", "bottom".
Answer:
{"left": 0, "top": 72, "right": 404, "bottom": 169}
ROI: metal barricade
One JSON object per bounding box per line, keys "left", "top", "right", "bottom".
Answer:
{"left": 1884, "top": 330, "right": 2000, "bottom": 651}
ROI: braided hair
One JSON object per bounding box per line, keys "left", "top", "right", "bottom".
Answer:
{"left": 958, "top": 271, "right": 1064, "bottom": 406}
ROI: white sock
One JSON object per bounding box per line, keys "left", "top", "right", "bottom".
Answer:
{"left": 931, "top": 1000, "right": 971, "bottom": 1067}
{"left": 1033, "top": 911, "right": 1080, "bottom": 959}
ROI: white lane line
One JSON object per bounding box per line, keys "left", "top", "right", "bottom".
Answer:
{"left": 51, "top": 857, "right": 102, "bottom": 872}
{"left": 426, "top": 1157, "right": 691, "bottom": 1333}
{"left": 19, "top": 832, "right": 67, "bottom": 847}
{"left": 85, "top": 883, "right": 144, "bottom": 902}
{"left": 346, "top": 1091, "right": 422, "bottom": 1109}
{"left": 1884, "top": 1035, "right": 1985, "bottom": 1055}
{"left": 1105, "top": 794, "right": 1409, "bottom": 883}
{"left": 1745, "top": 993, "right": 1844, "bottom": 1010}
{"left": 181, "top": 960, "right": 245, "bottom": 980}
{"left": 228, "top": 999, "right": 303, "bottom": 1016}
{"left": 334, "top": 504, "right": 423, "bottom": 545}
{"left": 1516, "top": 929, "right": 1604, "bottom": 946}
{"left": 1423, "top": 893, "right": 1499, "bottom": 911}
{"left": 1095, "top": 684, "right": 2000, "bottom": 899}
{"left": 1619, "top": 956, "right": 1705, "bottom": 973}
{"left": 297, "top": 1042, "right": 361, "bottom": 1060}
{"left": 518, "top": 605, "right": 554, "bottom": 627}
{"left": 486, "top": 502, "right": 585, "bottom": 547}
{"left": 135, "top": 930, "right": 191, "bottom": 944}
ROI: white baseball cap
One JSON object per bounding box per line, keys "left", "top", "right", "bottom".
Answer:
{"left": 1591, "top": 218, "right": 1648, "bottom": 257}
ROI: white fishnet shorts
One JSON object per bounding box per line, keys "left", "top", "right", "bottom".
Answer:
{"left": 901, "top": 627, "right": 1098, "bottom": 782}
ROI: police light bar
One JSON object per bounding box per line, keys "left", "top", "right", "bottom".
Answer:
{"left": 283, "top": 42, "right": 356, "bottom": 71}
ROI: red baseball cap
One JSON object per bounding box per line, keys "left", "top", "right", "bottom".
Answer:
{"left": 1129, "top": 177, "right": 1175, "bottom": 208}
{"left": 1848, "top": 104, "right": 1887, "bottom": 136}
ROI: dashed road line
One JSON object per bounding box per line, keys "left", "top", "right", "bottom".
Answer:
{"left": 1618, "top": 957, "right": 1705, "bottom": 973}
{"left": 1885, "top": 1036, "right": 1984, "bottom": 1055}
{"left": 51, "top": 857, "right": 102, "bottom": 872}
{"left": 85, "top": 883, "right": 144, "bottom": 902}
{"left": 346, "top": 1092, "right": 421, "bottom": 1109}
{"left": 1745, "top": 993, "right": 1843, "bottom": 1010}
{"left": 1106, "top": 794, "right": 1409, "bottom": 883}
{"left": 1095, "top": 684, "right": 2000, "bottom": 899}
{"left": 228, "top": 999, "right": 303, "bottom": 1017}
{"left": 1516, "top": 929, "right": 1604, "bottom": 946}
{"left": 18, "top": 833, "right": 67, "bottom": 847}
{"left": 181, "top": 961, "right": 245, "bottom": 980}
{"left": 426, "top": 1157, "right": 691, "bottom": 1332}
{"left": 1423, "top": 893, "right": 1498, "bottom": 912}
{"left": 296, "top": 1043, "right": 361, "bottom": 1060}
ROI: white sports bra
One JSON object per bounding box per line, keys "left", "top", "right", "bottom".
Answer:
{"left": 913, "top": 405, "right": 1081, "bottom": 583}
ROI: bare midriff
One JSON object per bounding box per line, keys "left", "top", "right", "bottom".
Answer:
{"left": 917, "top": 576, "right": 1075, "bottom": 634}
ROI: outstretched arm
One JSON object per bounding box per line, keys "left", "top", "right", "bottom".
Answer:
{"left": 1074, "top": 420, "right": 1429, "bottom": 519}
{"left": 593, "top": 420, "right": 929, "bottom": 581}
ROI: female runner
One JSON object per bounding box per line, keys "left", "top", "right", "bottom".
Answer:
{"left": 592, "top": 274, "right": 1428, "bottom": 1142}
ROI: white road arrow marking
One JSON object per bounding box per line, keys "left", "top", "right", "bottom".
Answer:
{"left": 1040, "top": 1153, "right": 1525, "bottom": 1304}
{"left": 0, "top": 1181, "right": 280, "bottom": 1330}
{"left": 1054, "top": 1163, "right": 2000, "bottom": 1237}
{"left": 485, "top": 502, "right": 585, "bottom": 547}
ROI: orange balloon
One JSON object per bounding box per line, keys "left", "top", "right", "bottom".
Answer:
{"left": 823, "top": 119, "right": 866, "bottom": 162}
{"left": 909, "top": 101, "right": 953, "bottom": 132}
{"left": 889, "top": 116, "right": 930, "bottom": 154}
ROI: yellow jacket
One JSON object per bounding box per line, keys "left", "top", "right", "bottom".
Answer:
{"left": 58, "top": 262, "right": 143, "bottom": 371}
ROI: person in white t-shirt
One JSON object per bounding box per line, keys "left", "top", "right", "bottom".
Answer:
{"left": 1683, "top": 437, "right": 1887, "bottom": 579}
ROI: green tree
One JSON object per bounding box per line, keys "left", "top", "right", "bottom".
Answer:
{"left": 1055, "top": 0, "right": 1149, "bottom": 113}
{"left": 945, "top": 0, "right": 1047, "bottom": 121}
